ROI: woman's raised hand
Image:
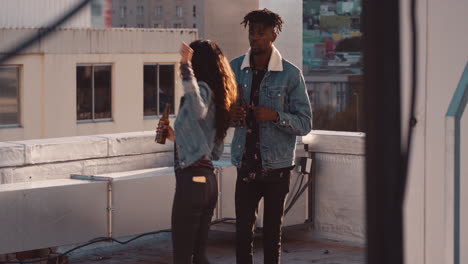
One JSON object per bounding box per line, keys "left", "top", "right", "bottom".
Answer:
{"left": 180, "top": 42, "right": 194, "bottom": 64}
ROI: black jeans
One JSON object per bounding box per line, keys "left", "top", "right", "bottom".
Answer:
{"left": 235, "top": 168, "right": 291, "bottom": 264}
{"left": 172, "top": 167, "right": 218, "bottom": 264}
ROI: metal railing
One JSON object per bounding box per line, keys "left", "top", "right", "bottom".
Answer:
{"left": 306, "top": 78, "right": 364, "bottom": 132}
{"left": 445, "top": 62, "right": 468, "bottom": 264}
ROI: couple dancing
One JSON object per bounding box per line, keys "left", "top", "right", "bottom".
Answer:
{"left": 164, "top": 9, "right": 312, "bottom": 264}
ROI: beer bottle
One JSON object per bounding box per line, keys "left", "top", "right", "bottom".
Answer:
{"left": 232, "top": 85, "right": 247, "bottom": 128}
{"left": 155, "top": 103, "right": 171, "bottom": 144}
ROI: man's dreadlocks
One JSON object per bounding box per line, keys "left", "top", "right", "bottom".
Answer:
{"left": 241, "top": 8, "right": 283, "bottom": 34}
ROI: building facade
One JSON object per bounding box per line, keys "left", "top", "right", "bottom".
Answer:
{"left": 0, "top": 0, "right": 303, "bottom": 140}
{"left": 0, "top": 28, "right": 196, "bottom": 141}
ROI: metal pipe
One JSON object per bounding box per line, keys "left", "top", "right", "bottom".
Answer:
{"left": 214, "top": 167, "right": 222, "bottom": 220}
{"left": 107, "top": 181, "right": 113, "bottom": 238}
{"left": 70, "top": 174, "right": 114, "bottom": 238}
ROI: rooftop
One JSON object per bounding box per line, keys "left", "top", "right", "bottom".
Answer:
{"left": 67, "top": 224, "right": 365, "bottom": 264}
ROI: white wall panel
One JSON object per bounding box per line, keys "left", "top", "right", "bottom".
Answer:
{"left": 313, "top": 153, "right": 365, "bottom": 244}
{"left": 0, "top": 0, "right": 91, "bottom": 28}
{"left": 100, "top": 167, "right": 176, "bottom": 237}
{"left": 0, "top": 179, "right": 107, "bottom": 254}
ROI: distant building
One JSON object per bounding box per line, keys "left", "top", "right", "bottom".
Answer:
{"left": 353, "top": 0, "right": 362, "bottom": 13}
{"left": 337, "top": 1, "right": 354, "bottom": 15}
{"left": 92, "top": 0, "right": 113, "bottom": 28}
{"left": 109, "top": 0, "right": 301, "bottom": 63}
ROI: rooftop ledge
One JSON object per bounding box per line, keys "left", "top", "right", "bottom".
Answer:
{"left": 0, "top": 130, "right": 365, "bottom": 168}
{"left": 303, "top": 130, "right": 365, "bottom": 155}
{"left": 0, "top": 131, "right": 173, "bottom": 168}
{"left": 0, "top": 27, "right": 198, "bottom": 55}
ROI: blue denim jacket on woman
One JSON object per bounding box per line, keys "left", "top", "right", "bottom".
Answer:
{"left": 230, "top": 46, "right": 313, "bottom": 169}
{"left": 173, "top": 63, "right": 223, "bottom": 169}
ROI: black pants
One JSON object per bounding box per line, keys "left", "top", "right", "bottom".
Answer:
{"left": 172, "top": 167, "right": 218, "bottom": 264}
{"left": 235, "top": 168, "right": 291, "bottom": 264}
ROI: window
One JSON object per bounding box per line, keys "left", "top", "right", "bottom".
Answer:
{"left": 193, "top": 5, "right": 196, "bottom": 17}
{"left": 176, "top": 6, "right": 183, "bottom": 17}
{"left": 120, "top": 6, "right": 127, "bottom": 18}
{"left": 154, "top": 23, "right": 161, "bottom": 28}
{"left": 77, "top": 65, "right": 112, "bottom": 121}
{"left": 173, "top": 23, "right": 182, "bottom": 28}
{"left": 120, "top": 24, "right": 127, "bottom": 27}
{"left": 193, "top": 23, "right": 196, "bottom": 28}
{"left": 91, "top": 1, "right": 102, "bottom": 16}
{"left": 137, "top": 23, "right": 144, "bottom": 28}
{"left": 303, "top": 0, "right": 363, "bottom": 132}
{"left": 144, "top": 64, "right": 175, "bottom": 116}
{"left": 0, "top": 66, "right": 20, "bottom": 126}
{"left": 155, "top": 6, "right": 163, "bottom": 17}
{"left": 137, "top": 6, "right": 144, "bottom": 16}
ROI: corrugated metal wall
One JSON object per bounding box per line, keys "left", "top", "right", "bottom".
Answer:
{"left": 0, "top": 0, "right": 92, "bottom": 28}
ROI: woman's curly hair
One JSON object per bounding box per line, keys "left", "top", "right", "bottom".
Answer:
{"left": 241, "top": 8, "right": 283, "bottom": 33}
{"left": 189, "top": 40, "right": 237, "bottom": 143}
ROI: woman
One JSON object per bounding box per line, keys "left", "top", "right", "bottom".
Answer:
{"left": 165, "top": 40, "right": 237, "bottom": 264}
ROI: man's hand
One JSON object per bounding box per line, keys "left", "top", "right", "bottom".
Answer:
{"left": 253, "top": 106, "right": 278, "bottom": 122}
{"left": 230, "top": 104, "right": 246, "bottom": 122}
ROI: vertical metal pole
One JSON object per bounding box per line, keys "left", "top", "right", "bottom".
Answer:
{"left": 92, "top": 66, "right": 95, "bottom": 120}
{"left": 454, "top": 118, "right": 460, "bottom": 264}
{"left": 107, "top": 181, "right": 113, "bottom": 238}
{"left": 445, "top": 64, "right": 468, "bottom": 264}
{"left": 355, "top": 90, "right": 359, "bottom": 131}
{"left": 307, "top": 152, "right": 316, "bottom": 224}
{"left": 156, "top": 64, "right": 160, "bottom": 116}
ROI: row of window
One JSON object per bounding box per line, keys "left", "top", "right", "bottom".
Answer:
{"left": 121, "top": 23, "right": 194, "bottom": 29}
{"left": 120, "top": 5, "right": 193, "bottom": 19}
{"left": 0, "top": 64, "right": 175, "bottom": 126}
{"left": 1, "top": 64, "right": 364, "bottom": 132}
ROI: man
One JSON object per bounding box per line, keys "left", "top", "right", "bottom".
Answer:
{"left": 229, "top": 8, "right": 313, "bottom": 264}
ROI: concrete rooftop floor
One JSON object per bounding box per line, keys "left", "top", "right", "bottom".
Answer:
{"left": 67, "top": 223, "right": 365, "bottom": 264}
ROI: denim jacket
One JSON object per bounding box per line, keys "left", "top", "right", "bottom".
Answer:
{"left": 230, "top": 46, "right": 312, "bottom": 169}
{"left": 173, "top": 64, "right": 223, "bottom": 169}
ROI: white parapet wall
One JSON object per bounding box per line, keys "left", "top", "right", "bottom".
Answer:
{"left": 0, "top": 166, "right": 180, "bottom": 255}
{"left": 0, "top": 131, "right": 174, "bottom": 184}
{"left": 0, "top": 161, "right": 310, "bottom": 255}
{"left": 0, "top": 131, "right": 178, "bottom": 254}
{"left": 303, "top": 130, "right": 366, "bottom": 245}
{"left": 0, "top": 179, "right": 109, "bottom": 255}
{"left": 0, "top": 130, "right": 311, "bottom": 255}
